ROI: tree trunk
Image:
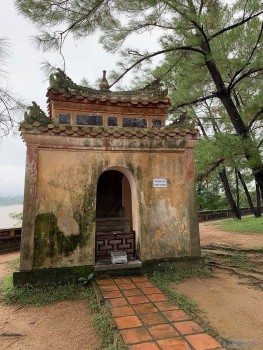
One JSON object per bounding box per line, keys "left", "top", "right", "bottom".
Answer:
{"left": 256, "top": 184, "right": 262, "bottom": 217}
{"left": 218, "top": 168, "right": 241, "bottom": 219}
{"left": 254, "top": 171, "right": 263, "bottom": 202}
{"left": 200, "top": 42, "right": 263, "bottom": 197}
{"left": 237, "top": 170, "right": 260, "bottom": 218}
{"left": 235, "top": 168, "right": 240, "bottom": 213}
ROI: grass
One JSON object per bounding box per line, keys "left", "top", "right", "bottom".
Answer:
{"left": 0, "top": 274, "right": 92, "bottom": 306}
{"left": 148, "top": 267, "right": 222, "bottom": 338}
{"left": 245, "top": 246, "right": 263, "bottom": 251}
{"left": 86, "top": 288, "right": 119, "bottom": 350}
{"left": 148, "top": 267, "right": 212, "bottom": 316}
{"left": 214, "top": 216, "right": 263, "bottom": 234}
{"left": 0, "top": 275, "right": 119, "bottom": 350}
{"left": 224, "top": 252, "right": 255, "bottom": 271}
{"left": 7, "top": 256, "right": 20, "bottom": 270}
{"left": 92, "top": 310, "right": 119, "bottom": 349}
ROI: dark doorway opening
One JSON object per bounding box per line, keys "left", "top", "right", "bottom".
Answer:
{"left": 96, "top": 170, "right": 126, "bottom": 219}
{"left": 95, "top": 170, "right": 135, "bottom": 260}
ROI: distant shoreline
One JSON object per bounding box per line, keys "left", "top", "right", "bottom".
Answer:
{"left": 0, "top": 195, "right": 24, "bottom": 207}
{"left": 0, "top": 204, "right": 23, "bottom": 228}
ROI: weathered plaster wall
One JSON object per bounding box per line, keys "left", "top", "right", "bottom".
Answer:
{"left": 33, "top": 149, "right": 104, "bottom": 268}
{"left": 19, "top": 135, "right": 199, "bottom": 270}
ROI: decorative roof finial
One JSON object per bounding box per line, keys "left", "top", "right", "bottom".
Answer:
{"left": 99, "top": 70, "right": 110, "bottom": 91}
{"left": 24, "top": 101, "right": 50, "bottom": 125}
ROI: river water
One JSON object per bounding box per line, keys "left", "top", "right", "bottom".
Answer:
{"left": 0, "top": 205, "right": 23, "bottom": 229}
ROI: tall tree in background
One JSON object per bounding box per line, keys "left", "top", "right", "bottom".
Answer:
{"left": 0, "top": 37, "right": 24, "bottom": 136}
{"left": 16, "top": 0, "right": 263, "bottom": 195}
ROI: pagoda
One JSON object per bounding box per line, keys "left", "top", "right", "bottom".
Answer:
{"left": 14, "top": 69, "right": 200, "bottom": 285}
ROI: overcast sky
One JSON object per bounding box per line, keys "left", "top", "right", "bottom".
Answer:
{"left": 0, "top": 2, "right": 161, "bottom": 196}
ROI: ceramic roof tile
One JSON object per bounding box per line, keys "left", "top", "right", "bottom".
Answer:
{"left": 38, "top": 126, "right": 48, "bottom": 132}
{"left": 147, "top": 131, "right": 155, "bottom": 138}
{"left": 48, "top": 69, "right": 169, "bottom": 104}
{"left": 90, "top": 131, "right": 99, "bottom": 136}
{"left": 102, "top": 131, "right": 110, "bottom": 137}
{"left": 72, "top": 126, "right": 79, "bottom": 132}
{"left": 168, "top": 131, "right": 176, "bottom": 137}
{"left": 20, "top": 122, "right": 199, "bottom": 140}
{"left": 65, "top": 129, "right": 74, "bottom": 135}
{"left": 52, "top": 127, "right": 62, "bottom": 133}
{"left": 124, "top": 131, "right": 133, "bottom": 137}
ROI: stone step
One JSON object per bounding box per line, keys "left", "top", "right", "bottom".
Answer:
{"left": 94, "top": 258, "right": 142, "bottom": 273}
{"left": 96, "top": 217, "right": 130, "bottom": 232}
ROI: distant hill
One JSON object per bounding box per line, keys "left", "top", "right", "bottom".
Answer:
{"left": 0, "top": 195, "right": 24, "bottom": 206}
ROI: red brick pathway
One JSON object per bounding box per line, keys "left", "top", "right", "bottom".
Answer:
{"left": 96, "top": 276, "right": 224, "bottom": 350}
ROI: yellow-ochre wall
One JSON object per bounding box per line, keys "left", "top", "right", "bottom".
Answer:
{"left": 20, "top": 132, "right": 200, "bottom": 270}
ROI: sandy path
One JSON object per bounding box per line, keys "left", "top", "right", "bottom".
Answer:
{"left": 0, "top": 252, "right": 20, "bottom": 279}
{"left": 0, "top": 301, "right": 99, "bottom": 350}
{"left": 0, "top": 253, "right": 99, "bottom": 350}
{"left": 173, "top": 222, "right": 263, "bottom": 350}
{"left": 175, "top": 270, "right": 263, "bottom": 349}
{"left": 199, "top": 221, "right": 263, "bottom": 249}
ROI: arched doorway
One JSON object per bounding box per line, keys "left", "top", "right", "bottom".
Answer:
{"left": 95, "top": 169, "right": 136, "bottom": 261}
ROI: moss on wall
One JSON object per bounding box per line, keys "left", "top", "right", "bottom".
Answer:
{"left": 34, "top": 213, "right": 85, "bottom": 267}
{"left": 72, "top": 162, "right": 105, "bottom": 242}
{"left": 33, "top": 158, "right": 112, "bottom": 268}
{"left": 127, "top": 161, "right": 142, "bottom": 180}
{"left": 14, "top": 265, "right": 94, "bottom": 286}
{"left": 72, "top": 160, "right": 109, "bottom": 241}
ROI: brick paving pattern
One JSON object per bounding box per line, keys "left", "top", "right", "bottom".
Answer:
{"left": 96, "top": 276, "right": 224, "bottom": 350}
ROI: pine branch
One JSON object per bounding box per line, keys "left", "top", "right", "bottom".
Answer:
{"left": 229, "top": 22, "right": 263, "bottom": 90}
{"left": 198, "top": 0, "right": 204, "bottom": 15}
{"left": 195, "top": 115, "right": 207, "bottom": 136}
{"left": 248, "top": 108, "right": 263, "bottom": 130}
{"left": 169, "top": 93, "right": 218, "bottom": 111}
{"left": 208, "top": 9, "right": 263, "bottom": 41}
{"left": 258, "top": 139, "right": 263, "bottom": 149}
{"left": 242, "top": 0, "right": 250, "bottom": 21}
{"left": 196, "top": 157, "right": 225, "bottom": 182}
{"left": 230, "top": 67, "right": 263, "bottom": 90}
{"left": 109, "top": 46, "right": 205, "bottom": 88}
{"left": 58, "top": 0, "right": 106, "bottom": 37}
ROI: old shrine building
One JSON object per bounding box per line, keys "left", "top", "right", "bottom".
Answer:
{"left": 15, "top": 69, "right": 201, "bottom": 284}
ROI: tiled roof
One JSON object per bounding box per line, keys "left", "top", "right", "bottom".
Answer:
{"left": 20, "top": 121, "right": 198, "bottom": 139}
{"left": 47, "top": 69, "right": 170, "bottom": 109}
{"left": 47, "top": 88, "right": 170, "bottom": 105}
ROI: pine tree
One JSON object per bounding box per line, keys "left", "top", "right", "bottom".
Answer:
{"left": 0, "top": 37, "right": 24, "bottom": 136}
{"left": 15, "top": 0, "right": 263, "bottom": 195}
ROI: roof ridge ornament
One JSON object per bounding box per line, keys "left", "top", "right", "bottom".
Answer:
{"left": 49, "top": 68, "right": 79, "bottom": 91}
{"left": 46, "top": 69, "right": 170, "bottom": 103}
{"left": 24, "top": 101, "right": 50, "bottom": 125}
{"left": 140, "top": 78, "right": 168, "bottom": 98}
{"left": 99, "top": 70, "right": 110, "bottom": 91}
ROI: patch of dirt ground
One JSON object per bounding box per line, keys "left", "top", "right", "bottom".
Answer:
{"left": 0, "top": 253, "right": 99, "bottom": 350}
{"left": 175, "top": 270, "right": 263, "bottom": 349}
{"left": 1, "top": 221, "right": 263, "bottom": 350}
{"left": 0, "top": 252, "right": 20, "bottom": 279}
{"left": 200, "top": 221, "right": 263, "bottom": 249}
{"left": 173, "top": 222, "right": 263, "bottom": 350}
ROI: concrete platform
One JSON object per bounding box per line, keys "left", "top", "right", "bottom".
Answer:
{"left": 95, "top": 258, "right": 142, "bottom": 272}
